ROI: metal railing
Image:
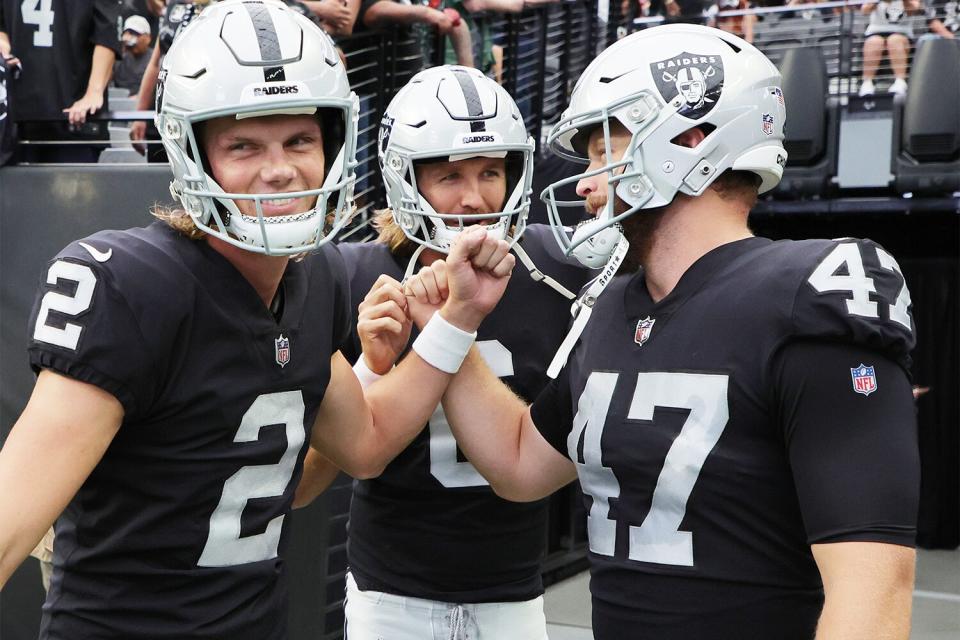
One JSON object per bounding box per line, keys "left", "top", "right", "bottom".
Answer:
{"left": 619, "top": 0, "right": 946, "bottom": 96}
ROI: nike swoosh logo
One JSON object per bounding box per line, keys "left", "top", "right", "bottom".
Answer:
{"left": 79, "top": 242, "right": 112, "bottom": 263}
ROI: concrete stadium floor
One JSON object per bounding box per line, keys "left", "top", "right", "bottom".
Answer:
{"left": 543, "top": 548, "right": 960, "bottom": 639}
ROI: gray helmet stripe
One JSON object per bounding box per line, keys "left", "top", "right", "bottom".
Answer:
{"left": 451, "top": 69, "right": 486, "bottom": 132}
{"left": 243, "top": 1, "right": 286, "bottom": 82}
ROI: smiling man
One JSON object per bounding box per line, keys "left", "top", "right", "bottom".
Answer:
{"left": 295, "top": 65, "right": 590, "bottom": 640}
{"left": 0, "top": 4, "right": 515, "bottom": 639}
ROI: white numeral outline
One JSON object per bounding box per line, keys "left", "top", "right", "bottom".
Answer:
{"left": 20, "top": 0, "right": 54, "bottom": 48}
{"left": 807, "top": 243, "right": 878, "bottom": 318}
{"left": 33, "top": 260, "right": 97, "bottom": 350}
{"left": 807, "top": 243, "right": 913, "bottom": 329}
{"left": 569, "top": 371, "right": 729, "bottom": 566}
{"left": 875, "top": 247, "right": 912, "bottom": 331}
{"left": 198, "top": 391, "right": 305, "bottom": 567}
{"left": 429, "top": 340, "right": 514, "bottom": 488}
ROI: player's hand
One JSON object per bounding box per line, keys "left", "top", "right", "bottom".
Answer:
{"left": 426, "top": 8, "right": 456, "bottom": 34}
{"left": 404, "top": 259, "right": 448, "bottom": 330}
{"left": 2, "top": 53, "right": 21, "bottom": 69}
{"left": 64, "top": 91, "right": 104, "bottom": 126}
{"left": 130, "top": 121, "right": 148, "bottom": 156}
{"left": 438, "top": 226, "right": 515, "bottom": 332}
{"left": 357, "top": 275, "right": 412, "bottom": 374}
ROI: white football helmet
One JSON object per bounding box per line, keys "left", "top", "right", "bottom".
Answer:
{"left": 542, "top": 24, "right": 787, "bottom": 265}
{"left": 156, "top": 0, "right": 359, "bottom": 255}
{"left": 378, "top": 65, "right": 535, "bottom": 253}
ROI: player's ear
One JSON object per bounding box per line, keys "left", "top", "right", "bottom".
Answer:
{"left": 670, "top": 127, "right": 707, "bottom": 149}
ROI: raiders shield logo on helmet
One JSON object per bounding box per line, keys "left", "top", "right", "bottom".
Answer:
{"left": 650, "top": 52, "right": 724, "bottom": 120}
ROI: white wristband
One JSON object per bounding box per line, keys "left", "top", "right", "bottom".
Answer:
{"left": 352, "top": 354, "right": 385, "bottom": 389}
{"left": 412, "top": 311, "right": 477, "bottom": 374}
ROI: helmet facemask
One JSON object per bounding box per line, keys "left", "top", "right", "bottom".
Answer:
{"left": 541, "top": 91, "right": 660, "bottom": 267}
{"left": 384, "top": 147, "right": 533, "bottom": 255}
{"left": 162, "top": 100, "right": 358, "bottom": 256}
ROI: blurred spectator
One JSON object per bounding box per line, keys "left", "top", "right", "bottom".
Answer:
{"left": 363, "top": 0, "right": 473, "bottom": 71}
{"left": 130, "top": 0, "right": 214, "bottom": 158}
{"left": 113, "top": 15, "right": 153, "bottom": 95}
{"left": 299, "top": 0, "right": 361, "bottom": 36}
{"left": 785, "top": 0, "right": 842, "bottom": 20}
{"left": 122, "top": 0, "right": 165, "bottom": 37}
{"left": 0, "top": 52, "right": 15, "bottom": 165}
{"left": 920, "top": 0, "right": 958, "bottom": 44}
{"left": 442, "top": 0, "right": 524, "bottom": 80}
{"left": 0, "top": 0, "right": 122, "bottom": 163}
{"left": 708, "top": 0, "right": 755, "bottom": 43}
{"left": 663, "top": 0, "right": 711, "bottom": 23}
{"left": 859, "top": 0, "right": 926, "bottom": 96}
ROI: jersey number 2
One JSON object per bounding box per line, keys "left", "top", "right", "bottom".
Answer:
{"left": 21, "top": 0, "right": 54, "bottom": 48}
{"left": 198, "top": 391, "right": 305, "bottom": 567}
{"left": 571, "top": 371, "right": 729, "bottom": 567}
{"left": 429, "top": 340, "right": 513, "bottom": 488}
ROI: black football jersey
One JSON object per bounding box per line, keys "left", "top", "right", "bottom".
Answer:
{"left": 157, "top": 0, "right": 199, "bottom": 55}
{"left": 531, "top": 236, "right": 918, "bottom": 639}
{"left": 0, "top": 0, "right": 122, "bottom": 120}
{"left": 27, "top": 222, "right": 351, "bottom": 640}
{"left": 340, "top": 225, "right": 590, "bottom": 603}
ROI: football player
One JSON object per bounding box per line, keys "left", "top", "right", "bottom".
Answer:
{"left": 407, "top": 25, "right": 920, "bottom": 639}
{"left": 295, "top": 65, "right": 589, "bottom": 640}
{"left": 0, "top": 3, "right": 513, "bottom": 639}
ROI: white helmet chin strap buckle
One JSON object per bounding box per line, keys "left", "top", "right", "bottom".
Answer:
{"left": 570, "top": 219, "right": 624, "bottom": 269}
{"left": 547, "top": 232, "right": 630, "bottom": 378}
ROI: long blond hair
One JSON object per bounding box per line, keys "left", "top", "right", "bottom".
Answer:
{"left": 370, "top": 208, "right": 418, "bottom": 258}
{"left": 152, "top": 205, "right": 206, "bottom": 240}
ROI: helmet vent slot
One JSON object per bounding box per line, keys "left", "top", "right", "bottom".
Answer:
{"left": 719, "top": 38, "right": 741, "bottom": 54}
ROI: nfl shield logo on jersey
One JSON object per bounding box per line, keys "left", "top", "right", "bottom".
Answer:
{"left": 850, "top": 364, "right": 877, "bottom": 396}
{"left": 275, "top": 334, "right": 291, "bottom": 368}
{"left": 634, "top": 317, "right": 656, "bottom": 346}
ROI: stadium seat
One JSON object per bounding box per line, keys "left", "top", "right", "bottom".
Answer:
{"left": 891, "top": 37, "right": 960, "bottom": 195}
{"left": 774, "top": 46, "right": 838, "bottom": 198}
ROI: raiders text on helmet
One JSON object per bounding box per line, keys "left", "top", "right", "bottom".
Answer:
{"left": 156, "top": 0, "right": 360, "bottom": 255}
{"left": 378, "top": 65, "right": 535, "bottom": 253}
{"left": 541, "top": 24, "right": 787, "bottom": 265}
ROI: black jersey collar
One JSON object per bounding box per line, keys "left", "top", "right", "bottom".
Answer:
{"left": 624, "top": 236, "right": 771, "bottom": 320}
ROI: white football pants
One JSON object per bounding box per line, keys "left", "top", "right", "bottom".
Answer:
{"left": 344, "top": 572, "right": 549, "bottom": 640}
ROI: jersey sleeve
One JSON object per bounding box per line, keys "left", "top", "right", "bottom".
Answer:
{"left": 772, "top": 339, "right": 919, "bottom": 547}
{"left": 93, "top": 0, "right": 123, "bottom": 56}
{"left": 791, "top": 238, "right": 915, "bottom": 372}
{"left": 321, "top": 242, "right": 354, "bottom": 354}
{"left": 27, "top": 250, "right": 160, "bottom": 420}
{"left": 529, "top": 365, "right": 574, "bottom": 457}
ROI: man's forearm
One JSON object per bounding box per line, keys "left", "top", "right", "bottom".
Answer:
{"left": 364, "top": 2, "right": 432, "bottom": 28}
{"left": 813, "top": 542, "right": 915, "bottom": 640}
{"left": 0, "top": 31, "right": 11, "bottom": 57}
{"left": 440, "top": 347, "right": 533, "bottom": 495}
{"left": 86, "top": 44, "right": 116, "bottom": 97}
